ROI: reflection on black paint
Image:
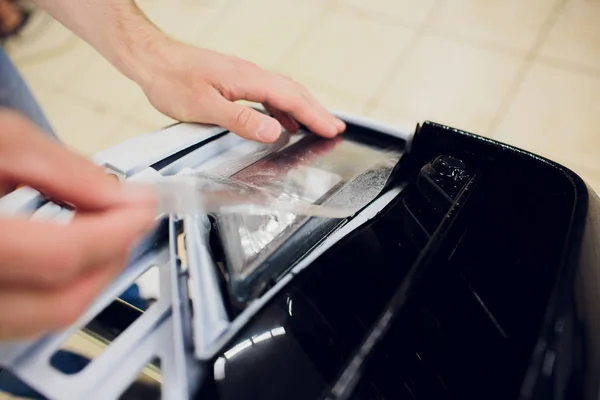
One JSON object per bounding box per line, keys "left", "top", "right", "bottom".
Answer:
{"left": 199, "top": 122, "right": 597, "bottom": 400}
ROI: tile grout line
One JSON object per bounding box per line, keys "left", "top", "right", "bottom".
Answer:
{"left": 275, "top": 0, "right": 426, "bottom": 80}
{"left": 362, "top": 1, "right": 442, "bottom": 115}
{"left": 274, "top": 5, "right": 331, "bottom": 74}
{"left": 332, "top": 3, "right": 427, "bottom": 30}
{"left": 484, "top": 0, "right": 569, "bottom": 138}
{"left": 535, "top": 54, "right": 600, "bottom": 80}
{"left": 58, "top": 84, "right": 152, "bottom": 130}
{"left": 306, "top": 79, "right": 376, "bottom": 110}
{"left": 188, "top": 0, "right": 243, "bottom": 46}
{"left": 275, "top": 2, "right": 430, "bottom": 117}
{"left": 422, "top": 26, "right": 526, "bottom": 60}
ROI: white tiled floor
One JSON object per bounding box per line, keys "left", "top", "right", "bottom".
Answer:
{"left": 427, "top": 0, "right": 560, "bottom": 53}
{"left": 201, "top": 0, "right": 325, "bottom": 70}
{"left": 2, "top": 0, "right": 599, "bottom": 191}
{"left": 336, "top": 0, "right": 437, "bottom": 26}
{"left": 374, "top": 33, "right": 523, "bottom": 134}
{"left": 0, "top": 2, "right": 599, "bottom": 399}
{"left": 493, "top": 62, "right": 600, "bottom": 172}
{"left": 539, "top": 0, "right": 600, "bottom": 72}
{"left": 281, "top": 9, "right": 416, "bottom": 100}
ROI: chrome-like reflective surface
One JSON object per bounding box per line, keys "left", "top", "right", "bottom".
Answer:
{"left": 210, "top": 133, "right": 402, "bottom": 303}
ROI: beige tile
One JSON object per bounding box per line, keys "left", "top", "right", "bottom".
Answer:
{"left": 19, "top": 44, "right": 99, "bottom": 90}
{"left": 4, "top": 10, "right": 104, "bottom": 89}
{"left": 565, "top": 162, "right": 600, "bottom": 195}
{"left": 202, "top": 0, "right": 323, "bottom": 70}
{"left": 63, "top": 50, "right": 147, "bottom": 117}
{"left": 0, "top": 392, "right": 21, "bottom": 399}
{"left": 493, "top": 62, "right": 600, "bottom": 176}
{"left": 336, "top": 0, "right": 437, "bottom": 25}
{"left": 367, "top": 104, "right": 419, "bottom": 133}
{"left": 281, "top": 10, "right": 415, "bottom": 100}
{"left": 539, "top": 0, "right": 600, "bottom": 72}
{"left": 4, "top": 10, "right": 74, "bottom": 61}
{"left": 303, "top": 83, "right": 369, "bottom": 115}
{"left": 103, "top": 119, "right": 152, "bottom": 149}
{"left": 427, "top": 0, "right": 559, "bottom": 52}
{"left": 589, "top": 178, "right": 600, "bottom": 197}
{"left": 19, "top": 80, "right": 59, "bottom": 119}
{"left": 127, "top": 97, "right": 178, "bottom": 131}
{"left": 137, "top": 0, "right": 234, "bottom": 45}
{"left": 19, "top": 70, "right": 52, "bottom": 99}
{"left": 10, "top": 36, "right": 97, "bottom": 91}
{"left": 377, "top": 35, "right": 523, "bottom": 135}
{"left": 39, "top": 91, "right": 127, "bottom": 155}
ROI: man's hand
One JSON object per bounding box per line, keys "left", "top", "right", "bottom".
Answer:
{"left": 0, "top": 111, "right": 157, "bottom": 340}
{"left": 32, "top": 0, "right": 346, "bottom": 143}
{"left": 135, "top": 41, "right": 346, "bottom": 143}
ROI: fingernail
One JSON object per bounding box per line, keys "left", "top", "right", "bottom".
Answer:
{"left": 335, "top": 118, "right": 346, "bottom": 132}
{"left": 326, "top": 123, "right": 340, "bottom": 137}
{"left": 257, "top": 118, "right": 280, "bottom": 142}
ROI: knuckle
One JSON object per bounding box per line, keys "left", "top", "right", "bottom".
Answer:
{"left": 288, "top": 95, "right": 307, "bottom": 111}
{"left": 232, "top": 107, "right": 254, "bottom": 129}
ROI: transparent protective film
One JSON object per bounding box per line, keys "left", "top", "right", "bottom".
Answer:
{"left": 149, "top": 173, "right": 356, "bottom": 219}
{"left": 141, "top": 132, "right": 403, "bottom": 305}
{"left": 147, "top": 134, "right": 400, "bottom": 219}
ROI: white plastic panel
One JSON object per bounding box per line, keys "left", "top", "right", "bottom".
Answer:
{"left": 91, "top": 122, "right": 227, "bottom": 177}
{"left": 5, "top": 245, "right": 169, "bottom": 397}
{"left": 0, "top": 110, "right": 413, "bottom": 400}
{"left": 0, "top": 186, "right": 44, "bottom": 216}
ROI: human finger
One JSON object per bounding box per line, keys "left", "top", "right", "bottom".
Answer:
{"left": 203, "top": 93, "right": 283, "bottom": 143}
{"left": 0, "top": 110, "right": 156, "bottom": 211}
{"left": 264, "top": 104, "right": 299, "bottom": 133}
{"left": 273, "top": 74, "right": 345, "bottom": 133}
{"left": 0, "top": 205, "right": 155, "bottom": 288}
{"left": 0, "top": 258, "right": 126, "bottom": 340}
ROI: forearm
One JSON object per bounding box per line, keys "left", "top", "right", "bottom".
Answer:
{"left": 32, "top": 0, "right": 168, "bottom": 84}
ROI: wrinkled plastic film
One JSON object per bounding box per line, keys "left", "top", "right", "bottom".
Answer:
{"left": 147, "top": 133, "right": 401, "bottom": 219}
{"left": 141, "top": 132, "right": 403, "bottom": 303}
{"left": 204, "top": 134, "right": 401, "bottom": 298}
{"left": 195, "top": 131, "right": 303, "bottom": 178}
{"left": 149, "top": 173, "right": 358, "bottom": 219}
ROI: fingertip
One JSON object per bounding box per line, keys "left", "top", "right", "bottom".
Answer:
{"left": 322, "top": 123, "right": 341, "bottom": 138}
{"left": 130, "top": 205, "right": 158, "bottom": 231}
{"left": 115, "top": 207, "right": 157, "bottom": 253}
{"left": 120, "top": 183, "right": 158, "bottom": 208}
{"left": 256, "top": 116, "right": 282, "bottom": 143}
{"left": 335, "top": 118, "right": 346, "bottom": 133}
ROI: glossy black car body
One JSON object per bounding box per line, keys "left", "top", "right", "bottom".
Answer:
{"left": 94, "top": 120, "right": 600, "bottom": 400}
{"left": 193, "top": 121, "right": 600, "bottom": 400}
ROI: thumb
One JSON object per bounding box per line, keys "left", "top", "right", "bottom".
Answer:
{"left": 208, "top": 97, "right": 282, "bottom": 143}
